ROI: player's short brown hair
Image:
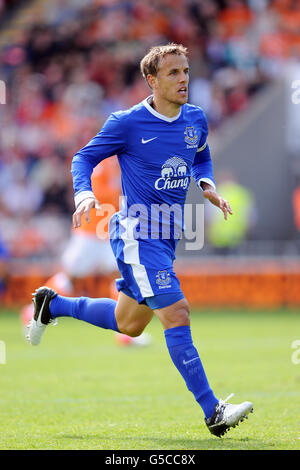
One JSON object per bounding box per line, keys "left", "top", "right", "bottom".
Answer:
{"left": 140, "top": 43, "right": 188, "bottom": 87}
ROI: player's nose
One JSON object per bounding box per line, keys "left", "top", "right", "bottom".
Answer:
{"left": 178, "top": 71, "right": 188, "bottom": 83}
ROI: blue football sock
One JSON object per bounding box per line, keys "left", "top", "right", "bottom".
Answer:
{"left": 49, "top": 295, "right": 119, "bottom": 332}
{"left": 164, "top": 325, "right": 218, "bottom": 419}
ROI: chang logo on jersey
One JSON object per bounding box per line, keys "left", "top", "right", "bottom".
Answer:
{"left": 184, "top": 126, "right": 199, "bottom": 149}
{"left": 154, "top": 157, "right": 189, "bottom": 191}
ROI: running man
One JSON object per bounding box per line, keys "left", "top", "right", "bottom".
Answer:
{"left": 27, "top": 43, "right": 253, "bottom": 437}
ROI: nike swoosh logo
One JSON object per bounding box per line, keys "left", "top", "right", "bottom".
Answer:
{"left": 141, "top": 137, "right": 158, "bottom": 144}
{"left": 183, "top": 357, "right": 200, "bottom": 365}
{"left": 36, "top": 296, "right": 47, "bottom": 326}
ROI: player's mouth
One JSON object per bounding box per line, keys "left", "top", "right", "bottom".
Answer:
{"left": 178, "top": 86, "right": 187, "bottom": 96}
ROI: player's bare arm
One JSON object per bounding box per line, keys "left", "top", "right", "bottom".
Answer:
{"left": 201, "top": 182, "right": 233, "bottom": 220}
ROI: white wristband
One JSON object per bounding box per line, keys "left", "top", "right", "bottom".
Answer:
{"left": 74, "top": 191, "right": 96, "bottom": 209}
{"left": 197, "top": 178, "right": 216, "bottom": 191}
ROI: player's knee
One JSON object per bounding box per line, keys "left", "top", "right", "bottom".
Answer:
{"left": 118, "top": 322, "right": 145, "bottom": 337}
{"left": 171, "top": 299, "right": 190, "bottom": 323}
{"left": 173, "top": 305, "right": 190, "bottom": 327}
{"left": 116, "top": 314, "right": 146, "bottom": 337}
{"left": 156, "top": 297, "right": 190, "bottom": 329}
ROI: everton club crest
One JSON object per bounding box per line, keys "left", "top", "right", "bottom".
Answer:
{"left": 184, "top": 126, "right": 198, "bottom": 148}
{"left": 156, "top": 270, "right": 171, "bottom": 287}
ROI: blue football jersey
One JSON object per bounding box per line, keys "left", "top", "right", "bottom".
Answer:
{"left": 71, "top": 96, "right": 215, "bottom": 265}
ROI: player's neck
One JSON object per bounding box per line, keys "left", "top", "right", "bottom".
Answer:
{"left": 151, "top": 95, "right": 181, "bottom": 118}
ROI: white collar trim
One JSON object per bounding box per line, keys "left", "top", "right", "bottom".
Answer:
{"left": 142, "top": 95, "right": 181, "bottom": 122}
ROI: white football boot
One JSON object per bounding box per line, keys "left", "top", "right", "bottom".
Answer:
{"left": 205, "top": 393, "right": 253, "bottom": 437}
{"left": 27, "top": 286, "right": 57, "bottom": 346}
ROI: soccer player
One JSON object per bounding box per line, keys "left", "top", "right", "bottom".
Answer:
{"left": 28, "top": 43, "right": 253, "bottom": 437}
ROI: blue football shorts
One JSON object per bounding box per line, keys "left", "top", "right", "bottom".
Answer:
{"left": 110, "top": 222, "right": 185, "bottom": 310}
{"left": 114, "top": 258, "right": 185, "bottom": 309}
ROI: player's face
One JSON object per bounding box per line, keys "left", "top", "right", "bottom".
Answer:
{"left": 150, "top": 54, "right": 189, "bottom": 108}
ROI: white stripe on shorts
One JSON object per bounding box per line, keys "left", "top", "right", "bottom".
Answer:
{"left": 119, "top": 217, "right": 154, "bottom": 298}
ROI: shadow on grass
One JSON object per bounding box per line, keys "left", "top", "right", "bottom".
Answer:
{"left": 55, "top": 434, "right": 269, "bottom": 450}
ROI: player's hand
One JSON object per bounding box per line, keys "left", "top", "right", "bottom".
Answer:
{"left": 72, "top": 198, "right": 100, "bottom": 228}
{"left": 203, "top": 189, "right": 233, "bottom": 220}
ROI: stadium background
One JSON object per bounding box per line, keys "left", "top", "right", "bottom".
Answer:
{"left": 0, "top": 0, "right": 300, "bottom": 309}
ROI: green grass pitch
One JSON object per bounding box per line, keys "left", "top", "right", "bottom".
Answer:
{"left": 0, "top": 308, "right": 299, "bottom": 450}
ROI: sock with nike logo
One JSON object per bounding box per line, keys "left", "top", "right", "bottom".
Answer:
{"left": 164, "top": 325, "right": 218, "bottom": 419}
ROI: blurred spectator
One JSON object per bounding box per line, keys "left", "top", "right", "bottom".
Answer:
{"left": 0, "top": 232, "right": 9, "bottom": 300}
{"left": 0, "top": 173, "right": 43, "bottom": 216}
{"left": 292, "top": 180, "right": 300, "bottom": 233}
{"left": 0, "top": 0, "right": 21, "bottom": 21}
{"left": 206, "top": 171, "right": 256, "bottom": 254}
{"left": 61, "top": 158, "right": 121, "bottom": 279}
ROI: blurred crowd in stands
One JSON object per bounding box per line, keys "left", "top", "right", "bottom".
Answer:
{"left": 0, "top": 0, "right": 20, "bottom": 20}
{"left": 0, "top": 0, "right": 300, "bottom": 267}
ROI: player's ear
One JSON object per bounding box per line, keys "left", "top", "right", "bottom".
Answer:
{"left": 146, "top": 73, "right": 156, "bottom": 90}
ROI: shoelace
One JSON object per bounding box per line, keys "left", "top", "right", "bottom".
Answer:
{"left": 207, "top": 393, "right": 235, "bottom": 424}
{"left": 218, "top": 393, "right": 234, "bottom": 406}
